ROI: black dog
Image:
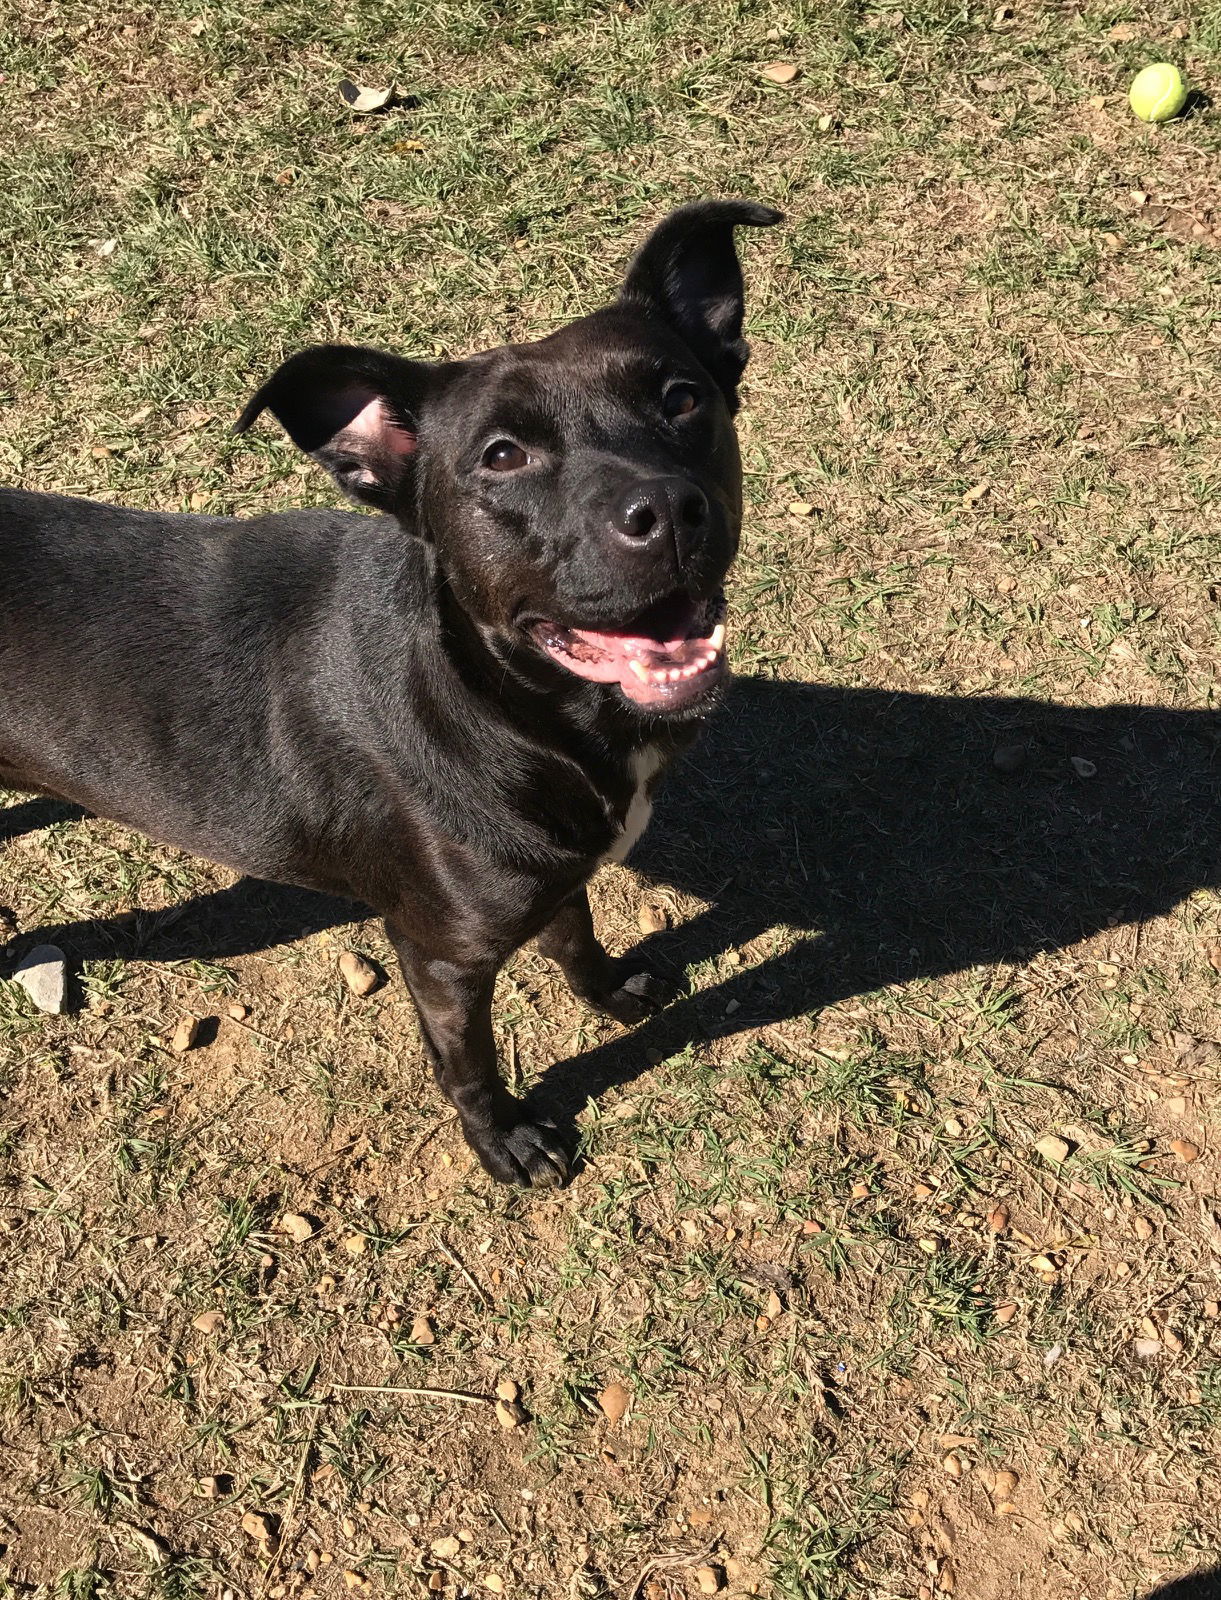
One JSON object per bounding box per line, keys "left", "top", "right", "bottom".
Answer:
{"left": 0, "top": 200, "right": 780, "bottom": 1185}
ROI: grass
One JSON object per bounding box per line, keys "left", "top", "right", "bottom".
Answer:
{"left": 2, "top": 0, "right": 1221, "bottom": 1595}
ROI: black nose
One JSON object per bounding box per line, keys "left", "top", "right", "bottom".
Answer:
{"left": 610, "top": 477, "right": 709, "bottom": 568}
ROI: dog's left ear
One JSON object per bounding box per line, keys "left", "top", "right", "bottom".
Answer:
{"left": 618, "top": 199, "right": 782, "bottom": 411}
{"left": 235, "top": 344, "right": 443, "bottom": 513}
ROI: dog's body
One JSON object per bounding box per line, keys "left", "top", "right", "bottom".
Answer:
{"left": 0, "top": 200, "right": 779, "bottom": 1184}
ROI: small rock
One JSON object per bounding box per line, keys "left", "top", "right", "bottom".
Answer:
{"left": 495, "top": 1397, "right": 528, "bottom": 1429}
{"left": 695, "top": 1566, "right": 724, "bottom": 1595}
{"left": 1133, "top": 1215, "right": 1154, "bottom": 1241}
{"left": 495, "top": 1378, "right": 520, "bottom": 1402}
{"left": 343, "top": 1571, "right": 370, "bottom": 1592}
{"left": 192, "top": 1310, "right": 225, "bottom": 1335}
{"left": 427, "top": 1574, "right": 444, "bottom": 1593}
{"left": 338, "top": 951, "right": 381, "bottom": 997}
{"left": 1070, "top": 756, "right": 1097, "bottom": 779}
{"left": 1029, "top": 1254, "right": 1057, "bottom": 1274}
{"left": 342, "top": 1233, "right": 368, "bottom": 1257}
{"left": 483, "top": 1578, "right": 505, "bottom": 1595}
{"left": 13, "top": 945, "right": 67, "bottom": 1015}
{"left": 1034, "top": 1135, "right": 1071, "bottom": 1164}
{"left": 990, "top": 1468, "right": 1019, "bottom": 1498}
{"left": 987, "top": 1203, "right": 1010, "bottom": 1233}
{"left": 995, "top": 1301, "right": 1018, "bottom": 1324}
{"left": 171, "top": 1015, "right": 200, "bottom": 1053}
{"left": 787, "top": 499, "right": 815, "bottom": 516}
{"left": 1163, "top": 1326, "right": 1185, "bottom": 1353}
{"left": 598, "top": 1381, "right": 630, "bottom": 1424}
{"left": 198, "top": 1474, "right": 232, "bottom": 1499}
{"left": 942, "top": 1452, "right": 964, "bottom": 1479}
{"left": 226, "top": 1001, "right": 250, "bottom": 1021}
{"left": 992, "top": 743, "right": 1027, "bottom": 774}
{"left": 637, "top": 903, "right": 667, "bottom": 935}
{"left": 1134, "top": 1337, "right": 1162, "bottom": 1358}
{"left": 761, "top": 61, "right": 800, "bottom": 83}
{"left": 127, "top": 1525, "right": 170, "bottom": 1567}
{"left": 1171, "top": 1138, "right": 1201, "bottom": 1164}
{"left": 240, "top": 1510, "right": 279, "bottom": 1550}
{"left": 431, "top": 1536, "right": 461, "bottom": 1560}
{"left": 338, "top": 79, "right": 394, "bottom": 113}
{"left": 411, "top": 1315, "right": 436, "bottom": 1346}
{"left": 279, "top": 1212, "right": 316, "bottom": 1243}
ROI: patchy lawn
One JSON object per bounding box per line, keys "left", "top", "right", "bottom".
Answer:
{"left": 2, "top": 1, "right": 1220, "bottom": 1597}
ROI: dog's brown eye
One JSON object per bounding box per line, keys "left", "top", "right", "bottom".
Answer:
{"left": 664, "top": 384, "right": 700, "bottom": 418}
{"left": 483, "top": 440, "right": 529, "bottom": 472}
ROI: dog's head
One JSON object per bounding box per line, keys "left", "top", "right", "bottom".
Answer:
{"left": 236, "top": 200, "right": 780, "bottom": 719}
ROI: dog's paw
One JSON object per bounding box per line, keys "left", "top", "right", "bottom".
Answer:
{"left": 466, "top": 1114, "right": 572, "bottom": 1188}
{"left": 593, "top": 965, "right": 679, "bottom": 1025}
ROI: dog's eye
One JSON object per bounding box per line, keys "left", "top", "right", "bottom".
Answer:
{"left": 664, "top": 383, "right": 701, "bottom": 419}
{"left": 483, "top": 440, "right": 529, "bottom": 472}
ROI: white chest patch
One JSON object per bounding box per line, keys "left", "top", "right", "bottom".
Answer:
{"left": 603, "top": 743, "right": 664, "bottom": 865}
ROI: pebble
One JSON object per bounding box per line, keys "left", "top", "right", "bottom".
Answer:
{"left": 695, "top": 1566, "right": 724, "bottom": 1594}
{"left": 992, "top": 743, "right": 1027, "bottom": 774}
{"left": 431, "top": 1536, "right": 461, "bottom": 1560}
{"left": 495, "top": 1397, "right": 528, "bottom": 1429}
{"left": 192, "top": 1310, "right": 225, "bottom": 1335}
{"left": 171, "top": 1015, "right": 200, "bottom": 1053}
{"left": 598, "top": 1382, "right": 630, "bottom": 1424}
{"left": 637, "top": 903, "right": 667, "bottom": 934}
{"left": 13, "top": 945, "right": 67, "bottom": 1015}
{"left": 1034, "top": 1135, "right": 1070, "bottom": 1164}
{"left": 411, "top": 1315, "right": 436, "bottom": 1346}
{"left": 1170, "top": 1138, "right": 1201, "bottom": 1164}
{"left": 761, "top": 61, "right": 800, "bottom": 84}
{"left": 240, "top": 1510, "right": 278, "bottom": 1550}
{"left": 338, "top": 951, "right": 381, "bottom": 997}
{"left": 279, "top": 1212, "right": 316, "bottom": 1243}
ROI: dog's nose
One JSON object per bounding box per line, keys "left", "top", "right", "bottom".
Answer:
{"left": 610, "top": 477, "right": 708, "bottom": 567}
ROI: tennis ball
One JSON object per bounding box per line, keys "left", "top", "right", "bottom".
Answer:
{"left": 1128, "top": 62, "right": 1187, "bottom": 122}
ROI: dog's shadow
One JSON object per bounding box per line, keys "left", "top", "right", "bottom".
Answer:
{"left": 3, "top": 679, "right": 1219, "bottom": 1142}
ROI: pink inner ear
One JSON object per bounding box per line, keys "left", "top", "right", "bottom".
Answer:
{"left": 348, "top": 394, "right": 418, "bottom": 456}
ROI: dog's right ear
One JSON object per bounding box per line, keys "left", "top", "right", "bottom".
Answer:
{"left": 234, "top": 345, "right": 436, "bottom": 512}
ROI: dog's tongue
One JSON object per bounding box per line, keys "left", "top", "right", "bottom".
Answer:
{"left": 541, "top": 617, "right": 726, "bottom": 707}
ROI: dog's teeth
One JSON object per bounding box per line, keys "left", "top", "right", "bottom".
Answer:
{"left": 628, "top": 658, "right": 650, "bottom": 682}
{"left": 709, "top": 623, "right": 725, "bottom": 652}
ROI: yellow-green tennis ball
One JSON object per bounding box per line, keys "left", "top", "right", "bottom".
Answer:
{"left": 1129, "top": 62, "right": 1187, "bottom": 122}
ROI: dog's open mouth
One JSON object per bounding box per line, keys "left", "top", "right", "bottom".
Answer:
{"left": 531, "top": 592, "right": 727, "bottom": 709}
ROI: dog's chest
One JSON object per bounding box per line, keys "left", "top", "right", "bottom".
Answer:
{"left": 602, "top": 743, "right": 664, "bottom": 865}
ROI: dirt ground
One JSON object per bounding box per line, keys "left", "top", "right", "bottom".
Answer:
{"left": 2, "top": 0, "right": 1220, "bottom": 1596}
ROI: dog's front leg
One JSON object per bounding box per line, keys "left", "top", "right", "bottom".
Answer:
{"left": 536, "top": 889, "right": 676, "bottom": 1025}
{"left": 386, "top": 924, "right": 570, "bottom": 1187}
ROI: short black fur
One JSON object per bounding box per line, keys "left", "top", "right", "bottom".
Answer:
{"left": 0, "top": 199, "right": 779, "bottom": 1185}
